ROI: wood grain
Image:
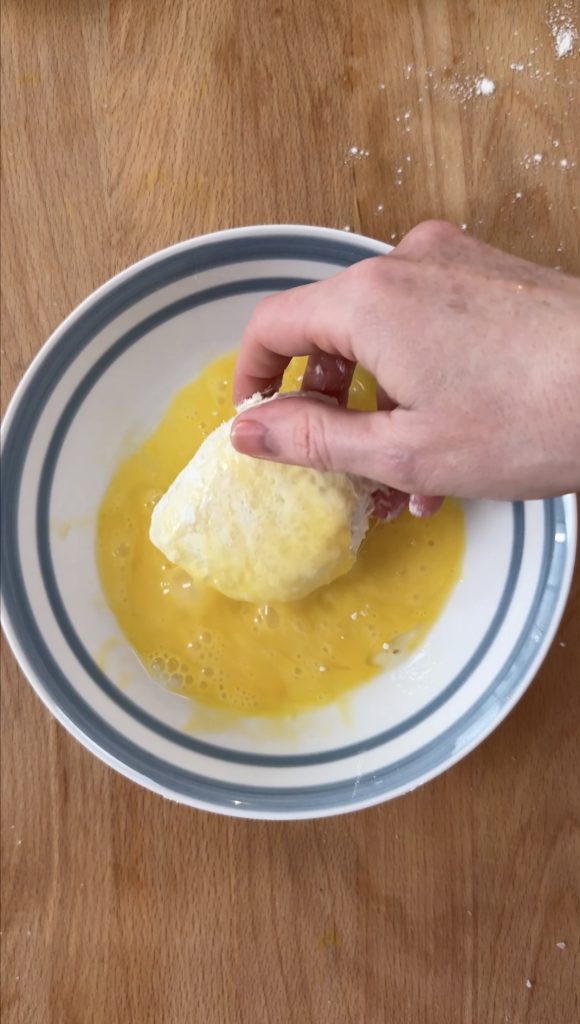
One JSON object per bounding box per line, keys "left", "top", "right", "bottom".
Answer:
{"left": 1, "top": 2, "right": 579, "bottom": 1021}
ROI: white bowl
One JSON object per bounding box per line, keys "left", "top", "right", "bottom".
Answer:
{"left": 0, "top": 225, "right": 576, "bottom": 819}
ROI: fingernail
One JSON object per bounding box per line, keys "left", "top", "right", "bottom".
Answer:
{"left": 409, "top": 495, "right": 425, "bottom": 517}
{"left": 409, "top": 495, "right": 443, "bottom": 518}
{"left": 231, "top": 418, "right": 277, "bottom": 457}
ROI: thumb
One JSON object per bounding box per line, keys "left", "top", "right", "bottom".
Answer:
{"left": 230, "top": 397, "right": 420, "bottom": 493}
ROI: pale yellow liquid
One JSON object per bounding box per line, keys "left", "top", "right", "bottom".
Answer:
{"left": 96, "top": 353, "right": 464, "bottom": 716}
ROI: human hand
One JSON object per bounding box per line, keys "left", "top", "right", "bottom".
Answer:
{"left": 231, "top": 221, "right": 580, "bottom": 503}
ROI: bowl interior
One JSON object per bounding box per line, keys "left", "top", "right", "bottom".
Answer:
{"left": 1, "top": 227, "right": 576, "bottom": 817}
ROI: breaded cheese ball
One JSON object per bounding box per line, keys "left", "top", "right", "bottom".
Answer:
{"left": 149, "top": 397, "right": 373, "bottom": 604}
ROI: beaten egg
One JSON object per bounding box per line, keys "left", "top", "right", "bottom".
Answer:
{"left": 97, "top": 352, "right": 464, "bottom": 716}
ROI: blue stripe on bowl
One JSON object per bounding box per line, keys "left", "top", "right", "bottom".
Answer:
{"left": 34, "top": 278, "right": 525, "bottom": 766}
{"left": 1, "top": 495, "right": 569, "bottom": 814}
{"left": 0, "top": 231, "right": 571, "bottom": 812}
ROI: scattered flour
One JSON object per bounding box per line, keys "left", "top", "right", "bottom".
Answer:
{"left": 355, "top": 44, "right": 576, "bottom": 256}
{"left": 522, "top": 152, "right": 544, "bottom": 169}
{"left": 345, "top": 146, "right": 370, "bottom": 162}
{"left": 547, "top": 2, "right": 578, "bottom": 58}
{"left": 446, "top": 72, "right": 497, "bottom": 101}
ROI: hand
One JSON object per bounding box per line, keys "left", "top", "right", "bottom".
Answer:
{"left": 231, "top": 220, "right": 580, "bottom": 503}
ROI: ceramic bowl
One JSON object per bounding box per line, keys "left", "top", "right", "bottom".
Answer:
{"left": 1, "top": 226, "right": 576, "bottom": 819}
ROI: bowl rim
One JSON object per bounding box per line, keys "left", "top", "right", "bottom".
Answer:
{"left": 1, "top": 224, "right": 577, "bottom": 819}
{"left": 1, "top": 224, "right": 389, "bottom": 450}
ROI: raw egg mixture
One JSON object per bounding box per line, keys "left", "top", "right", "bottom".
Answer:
{"left": 97, "top": 352, "right": 464, "bottom": 717}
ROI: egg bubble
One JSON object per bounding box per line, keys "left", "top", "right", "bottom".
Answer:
{"left": 113, "top": 542, "right": 130, "bottom": 558}
{"left": 150, "top": 656, "right": 167, "bottom": 678}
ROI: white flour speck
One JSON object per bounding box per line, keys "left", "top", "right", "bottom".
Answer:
{"left": 476, "top": 76, "right": 496, "bottom": 96}
{"left": 526, "top": 979, "right": 533, "bottom": 989}
{"left": 548, "top": 3, "right": 578, "bottom": 59}
{"left": 555, "top": 26, "right": 576, "bottom": 57}
{"left": 510, "top": 62, "right": 525, "bottom": 71}
{"left": 556, "top": 941, "right": 567, "bottom": 949}
{"left": 523, "top": 152, "right": 544, "bottom": 169}
{"left": 346, "top": 146, "right": 369, "bottom": 162}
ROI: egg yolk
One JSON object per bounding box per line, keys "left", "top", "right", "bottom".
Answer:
{"left": 96, "top": 352, "right": 464, "bottom": 716}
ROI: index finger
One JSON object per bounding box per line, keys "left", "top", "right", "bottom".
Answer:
{"left": 233, "top": 276, "right": 355, "bottom": 405}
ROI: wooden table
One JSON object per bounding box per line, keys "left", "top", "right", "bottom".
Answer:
{"left": 2, "top": 2, "right": 579, "bottom": 1021}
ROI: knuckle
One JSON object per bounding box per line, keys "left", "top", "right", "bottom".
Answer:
{"left": 293, "top": 410, "right": 333, "bottom": 471}
{"left": 248, "top": 294, "right": 277, "bottom": 336}
{"left": 402, "top": 219, "right": 460, "bottom": 251}
{"left": 378, "top": 421, "right": 431, "bottom": 492}
{"left": 341, "top": 258, "right": 380, "bottom": 299}
{"left": 351, "top": 255, "right": 388, "bottom": 288}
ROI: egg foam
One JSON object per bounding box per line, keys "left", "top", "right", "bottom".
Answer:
{"left": 96, "top": 352, "right": 464, "bottom": 717}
